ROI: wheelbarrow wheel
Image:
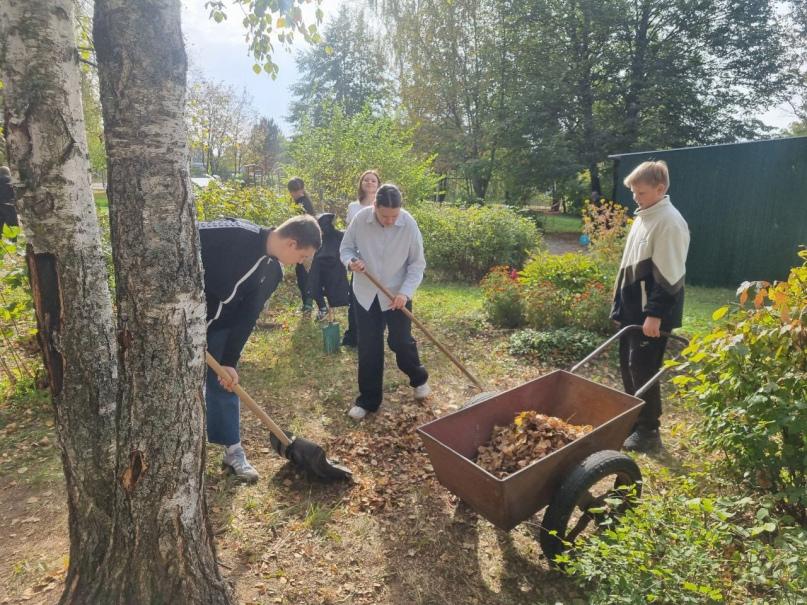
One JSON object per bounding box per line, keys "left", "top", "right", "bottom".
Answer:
{"left": 539, "top": 450, "right": 641, "bottom": 564}
{"left": 460, "top": 391, "right": 500, "bottom": 410}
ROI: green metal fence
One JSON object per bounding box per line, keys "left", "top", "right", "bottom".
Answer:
{"left": 610, "top": 137, "right": 807, "bottom": 288}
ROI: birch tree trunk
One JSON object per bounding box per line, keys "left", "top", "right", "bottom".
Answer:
{"left": 3, "top": 0, "right": 231, "bottom": 602}
{"left": 0, "top": 0, "right": 119, "bottom": 595}
{"left": 90, "top": 0, "right": 232, "bottom": 602}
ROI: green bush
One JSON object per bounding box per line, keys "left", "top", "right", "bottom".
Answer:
{"left": 509, "top": 328, "right": 604, "bottom": 365}
{"left": 0, "top": 227, "right": 40, "bottom": 388}
{"left": 413, "top": 203, "right": 541, "bottom": 282}
{"left": 479, "top": 266, "right": 524, "bottom": 328}
{"left": 194, "top": 182, "right": 301, "bottom": 227}
{"left": 675, "top": 250, "right": 807, "bottom": 523}
{"left": 517, "top": 251, "right": 613, "bottom": 333}
{"left": 563, "top": 475, "right": 807, "bottom": 604}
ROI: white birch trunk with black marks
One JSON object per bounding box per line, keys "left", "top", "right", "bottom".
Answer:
{"left": 0, "top": 0, "right": 120, "bottom": 598}
{"left": 2, "top": 0, "right": 232, "bottom": 602}
{"left": 92, "top": 0, "right": 231, "bottom": 602}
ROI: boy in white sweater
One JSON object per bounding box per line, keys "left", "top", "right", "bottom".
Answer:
{"left": 611, "top": 160, "right": 690, "bottom": 452}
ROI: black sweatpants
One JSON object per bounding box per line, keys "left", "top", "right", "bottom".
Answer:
{"left": 619, "top": 331, "right": 669, "bottom": 432}
{"left": 355, "top": 295, "right": 428, "bottom": 412}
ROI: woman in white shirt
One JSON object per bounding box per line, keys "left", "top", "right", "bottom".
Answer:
{"left": 341, "top": 170, "right": 380, "bottom": 346}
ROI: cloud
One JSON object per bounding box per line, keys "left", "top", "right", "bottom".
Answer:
{"left": 180, "top": 0, "right": 333, "bottom": 133}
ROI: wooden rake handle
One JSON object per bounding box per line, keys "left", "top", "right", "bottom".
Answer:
{"left": 353, "top": 261, "right": 484, "bottom": 391}
{"left": 205, "top": 352, "right": 292, "bottom": 446}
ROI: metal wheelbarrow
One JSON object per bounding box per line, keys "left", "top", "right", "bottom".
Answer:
{"left": 416, "top": 325, "right": 688, "bottom": 562}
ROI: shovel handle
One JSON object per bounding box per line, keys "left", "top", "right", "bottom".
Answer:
{"left": 205, "top": 352, "right": 292, "bottom": 447}
{"left": 351, "top": 259, "right": 484, "bottom": 391}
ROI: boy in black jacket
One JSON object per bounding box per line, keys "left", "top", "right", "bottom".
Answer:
{"left": 201, "top": 214, "right": 321, "bottom": 482}
{"left": 611, "top": 160, "right": 689, "bottom": 453}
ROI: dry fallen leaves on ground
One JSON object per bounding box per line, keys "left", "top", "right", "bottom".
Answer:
{"left": 476, "top": 412, "right": 593, "bottom": 478}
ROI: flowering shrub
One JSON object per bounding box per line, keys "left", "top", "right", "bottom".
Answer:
{"left": 517, "top": 252, "right": 613, "bottom": 333}
{"left": 480, "top": 266, "right": 525, "bottom": 328}
{"left": 583, "top": 200, "right": 631, "bottom": 276}
{"left": 675, "top": 250, "right": 807, "bottom": 523}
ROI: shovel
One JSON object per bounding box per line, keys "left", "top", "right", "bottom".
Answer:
{"left": 351, "top": 259, "right": 485, "bottom": 391}
{"left": 205, "top": 352, "right": 352, "bottom": 481}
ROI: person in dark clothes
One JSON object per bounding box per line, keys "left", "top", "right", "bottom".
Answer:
{"left": 287, "top": 177, "right": 320, "bottom": 316}
{"left": 305, "top": 213, "right": 350, "bottom": 320}
{"left": 201, "top": 214, "right": 321, "bottom": 482}
{"left": 0, "top": 167, "right": 19, "bottom": 239}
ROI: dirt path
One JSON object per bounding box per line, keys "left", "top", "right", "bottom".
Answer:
{"left": 543, "top": 232, "right": 588, "bottom": 256}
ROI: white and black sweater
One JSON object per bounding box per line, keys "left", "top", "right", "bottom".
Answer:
{"left": 610, "top": 197, "right": 690, "bottom": 331}
{"left": 200, "top": 218, "right": 283, "bottom": 367}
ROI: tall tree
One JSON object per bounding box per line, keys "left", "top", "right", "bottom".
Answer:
{"left": 1, "top": 0, "right": 120, "bottom": 598}
{"left": 242, "top": 117, "right": 287, "bottom": 185}
{"left": 289, "top": 4, "right": 392, "bottom": 125}
{"left": 188, "top": 77, "right": 255, "bottom": 177}
{"left": 92, "top": 0, "right": 228, "bottom": 599}
{"left": 2, "top": 0, "right": 320, "bottom": 601}
{"left": 502, "top": 0, "right": 789, "bottom": 197}
{"left": 381, "top": 0, "right": 511, "bottom": 201}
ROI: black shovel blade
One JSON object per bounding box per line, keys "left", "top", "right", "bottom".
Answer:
{"left": 269, "top": 431, "right": 352, "bottom": 481}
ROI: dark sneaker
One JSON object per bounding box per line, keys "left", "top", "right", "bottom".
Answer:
{"left": 623, "top": 429, "right": 662, "bottom": 453}
{"left": 315, "top": 308, "right": 329, "bottom": 322}
{"left": 222, "top": 447, "right": 259, "bottom": 483}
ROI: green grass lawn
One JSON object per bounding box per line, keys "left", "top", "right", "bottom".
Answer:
{"left": 680, "top": 284, "right": 737, "bottom": 338}
{"left": 93, "top": 189, "right": 108, "bottom": 209}
{"left": 542, "top": 213, "right": 582, "bottom": 234}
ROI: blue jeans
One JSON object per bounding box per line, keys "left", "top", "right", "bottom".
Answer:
{"left": 206, "top": 328, "right": 241, "bottom": 446}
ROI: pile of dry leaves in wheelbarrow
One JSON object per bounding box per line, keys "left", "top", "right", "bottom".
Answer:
{"left": 476, "top": 411, "right": 593, "bottom": 478}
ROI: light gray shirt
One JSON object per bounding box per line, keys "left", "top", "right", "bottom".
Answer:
{"left": 346, "top": 200, "right": 372, "bottom": 225}
{"left": 339, "top": 205, "right": 426, "bottom": 311}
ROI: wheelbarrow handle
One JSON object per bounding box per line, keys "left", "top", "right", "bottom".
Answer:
{"left": 205, "top": 352, "right": 292, "bottom": 447}
{"left": 350, "top": 258, "right": 485, "bottom": 391}
{"left": 569, "top": 325, "right": 689, "bottom": 398}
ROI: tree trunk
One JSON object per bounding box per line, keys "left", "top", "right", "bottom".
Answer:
{"left": 90, "top": 0, "right": 232, "bottom": 602}
{"left": 0, "top": 0, "right": 119, "bottom": 595}
{"left": 622, "top": 0, "right": 650, "bottom": 152}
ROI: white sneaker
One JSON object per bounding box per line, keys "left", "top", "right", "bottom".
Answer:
{"left": 221, "top": 447, "right": 259, "bottom": 483}
{"left": 413, "top": 383, "right": 431, "bottom": 400}
{"left": 347, "top": 406, "right": 367, "bottom": 420}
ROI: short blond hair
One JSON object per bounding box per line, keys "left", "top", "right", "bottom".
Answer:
{"left": 624, "top": 160, "right": 669, "bottom": 192}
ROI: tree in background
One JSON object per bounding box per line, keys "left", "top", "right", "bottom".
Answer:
{"left": 365, "top": 0, "right": 792, "bottom": 206}
{"left": 782, "top": 0, "right": 807, "bottom": 130}
{"left": 289, "top": 102, "right": 436, "bottom": 205}
{"left": 289, "top": 4, "right": 393, "bottom": 126}
{"left": 377, "top": 0, "right": 510, "bottom": 202}
{"left": 242, "top": 117, "right": 288, "bottom": 187}
{"left": 187, "top": 76, "right": 255, "bottom": 178}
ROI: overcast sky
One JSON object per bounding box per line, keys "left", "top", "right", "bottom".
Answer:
{"left": 180, "top": 0, "right": 798, "bottom": 136}
{"left": 180, "top": 0, "right": 339, "bottom": 133}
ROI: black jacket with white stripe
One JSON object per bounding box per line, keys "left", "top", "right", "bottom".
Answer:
{"left": 200, "top": 218, "right": 283, "bottom": 367}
